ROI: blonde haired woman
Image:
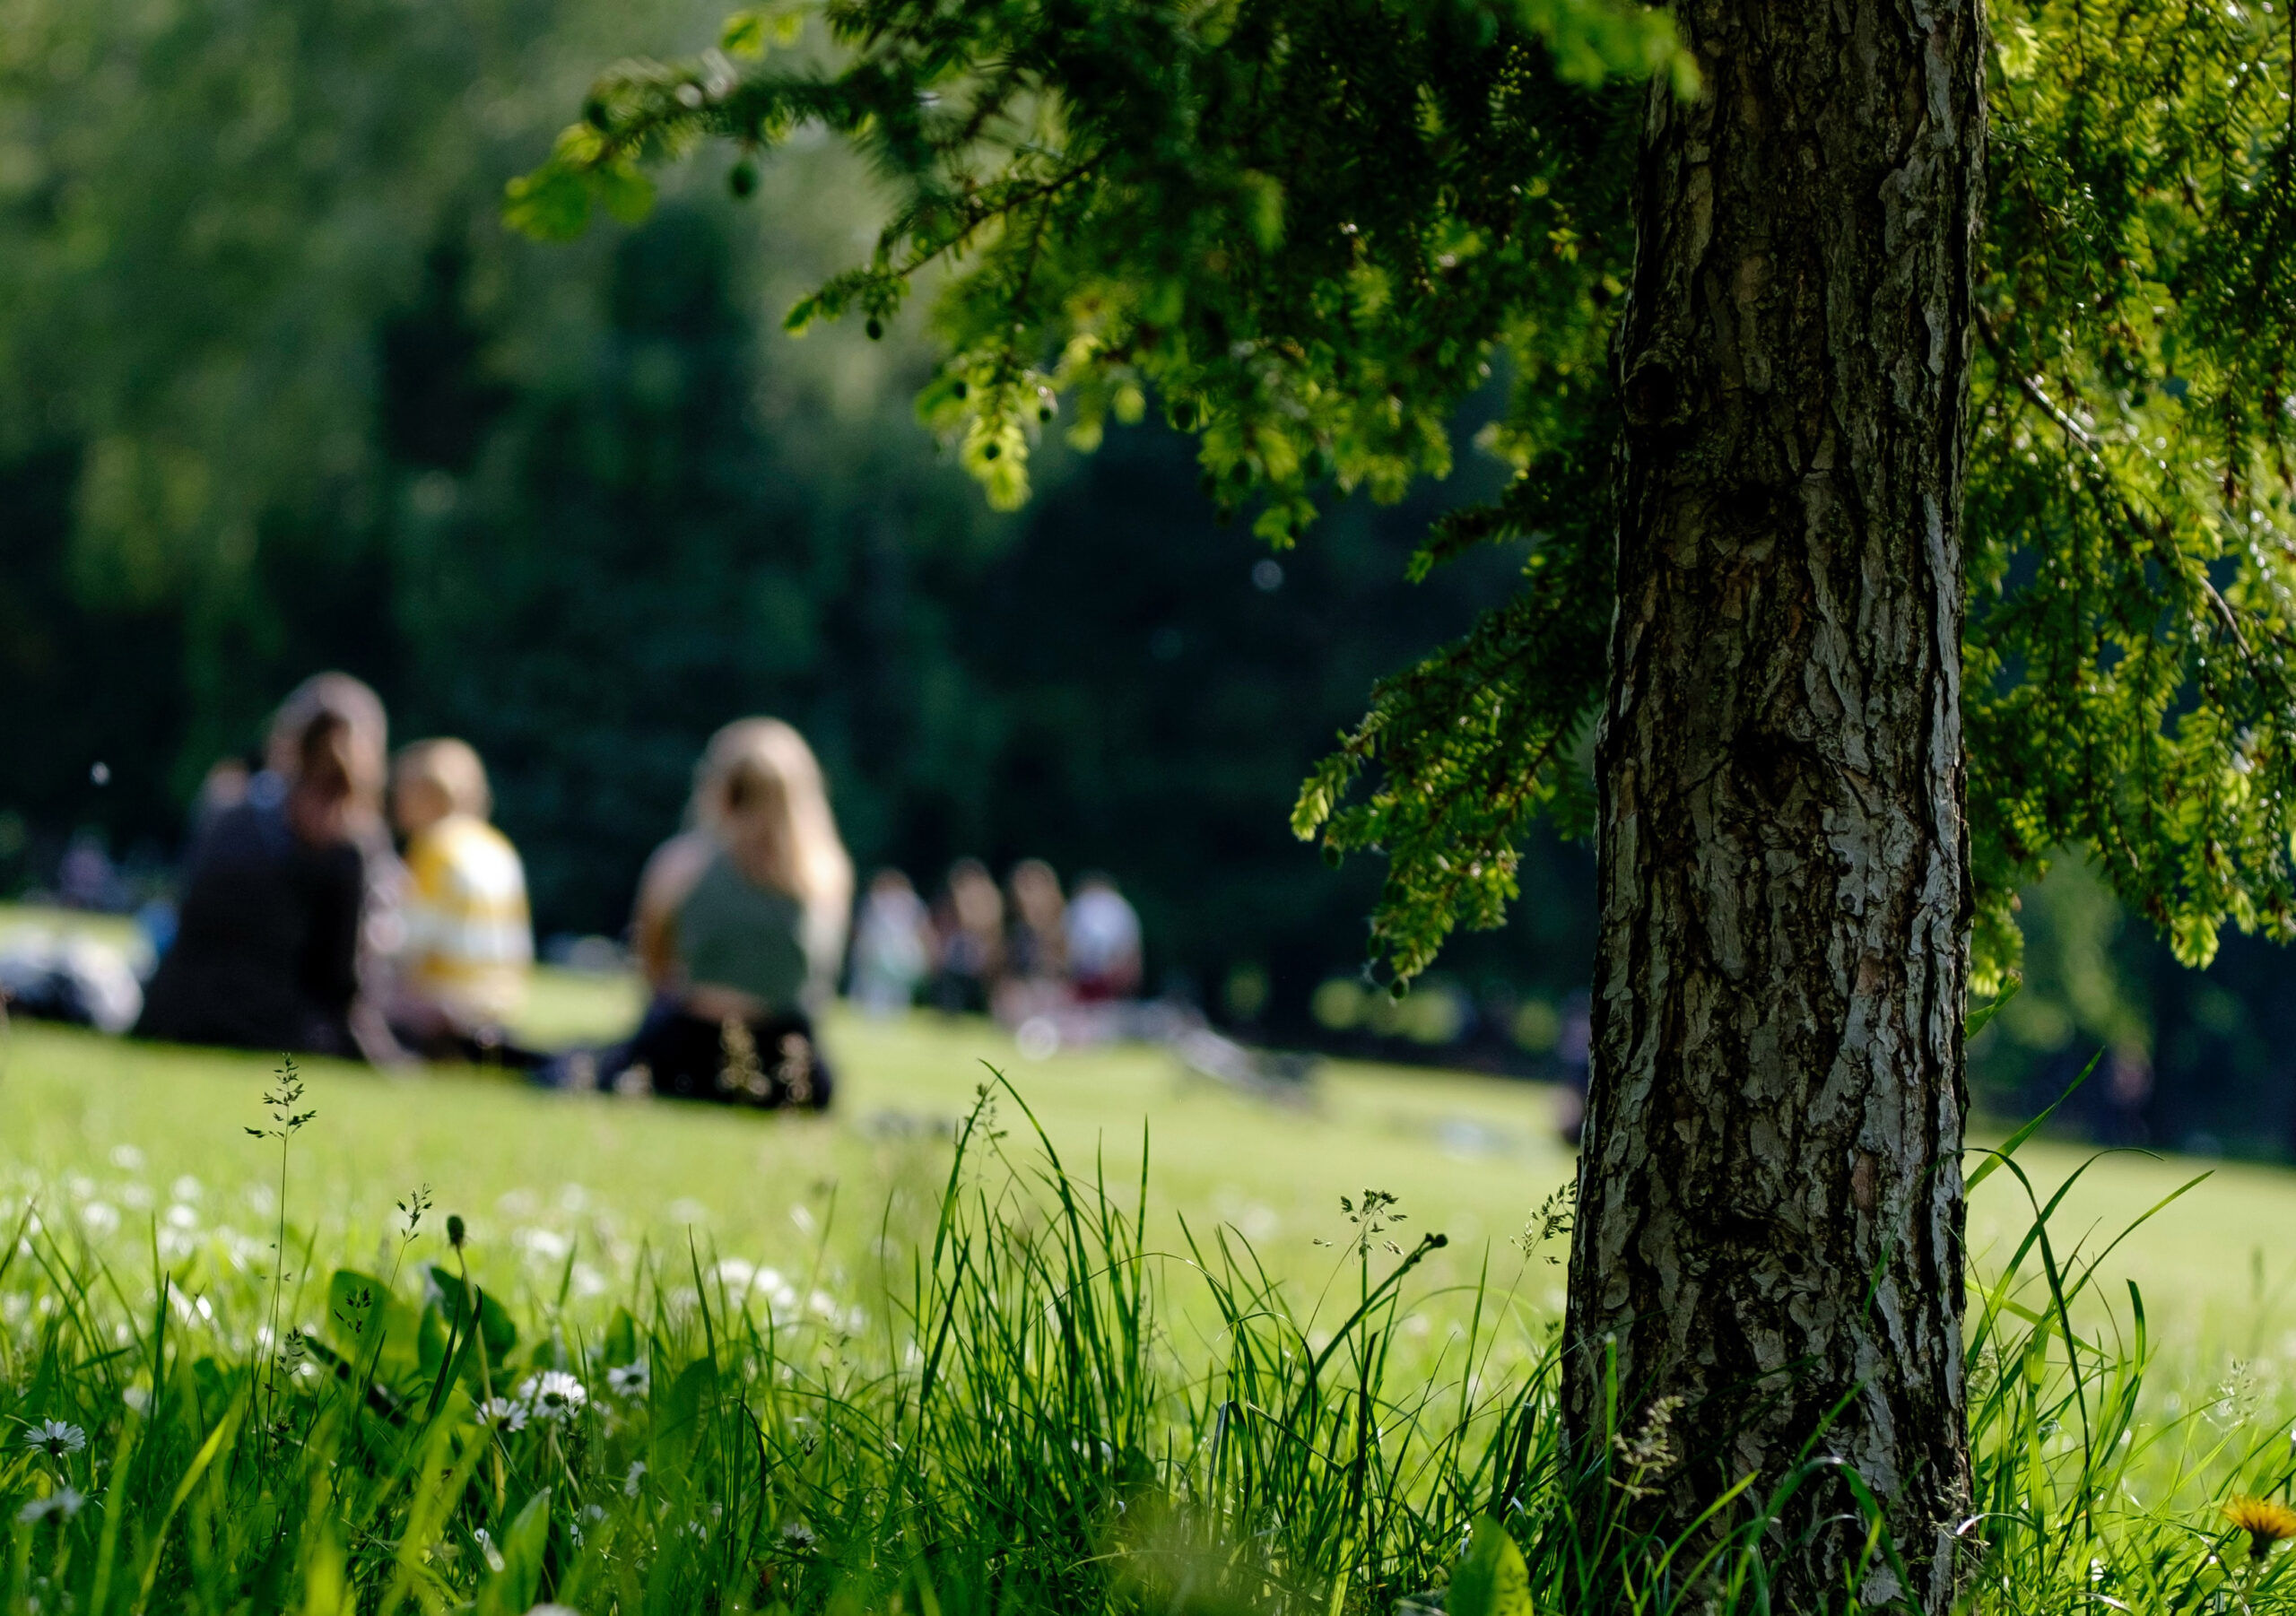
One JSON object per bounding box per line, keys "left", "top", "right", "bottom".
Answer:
{"left": 590, "top": 718, "right": 852, "bottom": 1107}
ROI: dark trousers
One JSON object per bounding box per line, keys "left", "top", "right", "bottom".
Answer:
{"left": 587, "top": 1001, "right": 832, "bottom": 1109}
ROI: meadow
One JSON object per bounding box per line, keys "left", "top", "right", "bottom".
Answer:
{"left": 4, "top": 912, "right": 2296, "bottom": 1611}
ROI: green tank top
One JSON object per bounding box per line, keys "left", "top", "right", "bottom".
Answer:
{"left": 676, "top": 847, "right": 810, "bottom": 1012}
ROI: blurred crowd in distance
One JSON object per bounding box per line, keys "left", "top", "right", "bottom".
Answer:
{"left": 0, "top": 672, "right": 1145, "bottom": 1113}
{"left": 18, "top": 671, "right": 2283, "bottom": 1154}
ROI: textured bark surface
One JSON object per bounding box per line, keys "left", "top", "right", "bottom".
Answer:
{"left": 1563, "top": 0, "right": 1985, "bottom": 1609}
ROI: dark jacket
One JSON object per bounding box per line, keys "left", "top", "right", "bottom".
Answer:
{"left": 135, "top": 795, "right": 366, "bottom": 1056}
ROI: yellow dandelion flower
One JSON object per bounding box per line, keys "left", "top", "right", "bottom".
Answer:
{"left": 2223, "top": 1495, "right": 2296, "bottom": 1559}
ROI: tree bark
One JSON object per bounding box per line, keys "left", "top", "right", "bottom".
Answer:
{"left": 1563, "top": 1, "right": 1985, "bottom": 1609}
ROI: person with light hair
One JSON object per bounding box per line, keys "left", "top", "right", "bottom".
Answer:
{"left": 387, "top": 737, "right": 534, "bottom": 1059}
{"left": 561, "top": 717, "right": 852, "bottom": 1107}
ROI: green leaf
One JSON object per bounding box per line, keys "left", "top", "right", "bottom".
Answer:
{"left": 427, "top": 1265, "right": 517, "bottom": 1360}
{"left": 323, "top": 1269, "right": 424, "bottom": 1385}
{"left": 721, "top": 9, "right": 769, "bottom": 54}
{"left": 1448, "top": 1516, "right": 1534, "bottom": 1616}
{"left": 301, "top": 1527, "right": 351, "bottom": 1616}
{"left": 501, "top": 166, "right": 593, "bottom": 241}
{"left": 604, "top": 1306, "right": 639, "bottom": 1368}
{"left": 1241, "top": 170, "right": 1285, "bottom": 250}
{"left": 651, "top": 1356, "right": 718, "bottom": 1477}
{"left": 1963, "top": 977, "right": 2019, "bottom": 1041}
{"left": 474, "top": 1489, "right": 551, "bottom": 1616}
{"left": 593, "top": 163, "right": 657, "bottom": 227}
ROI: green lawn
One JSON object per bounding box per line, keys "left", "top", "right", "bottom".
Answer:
{"left": 1, "top": 898, "right": 2286, "bottom": 1339}
{"left": 0, "top": 948, "right": 2283, "bottom": 1344}
{"left": 6, "top": 905, "right": 2296, "bottom": 1612}
{"left": 0, "top": 1003, "right": 1587, "bottom": 1319}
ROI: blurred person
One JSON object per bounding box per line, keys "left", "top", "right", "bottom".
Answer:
{"left": 0, "top": 931, "right": 143, "bottom": 1035}
{"left": 387, "top": 738, "right": 535, "bottom": 1062}
{"left": 192, "top": 755, "right": 257, "bottom": 830}
{"left": 1065, "top": 872, "right": 1143, "bottom": 1002}
{"left": 263, "top": 673, "right": 391, "bottom": 821}
{"left": 995, "top": 858, "right": 1069, "bottom": 1025}
{"left": 1004, "top": 859, "right": 1067, "bottom": 981}
{"left": 56, "top": 832, "right": 126, "bottom": 912}
{"left": 848, "top": 868, "right": 932, "bottom": 1017}
{"left": 929, "top": 858, "right": 1004, "bottom": 1015}
{"left": 135, "top": 674, "right": 403, "bottom": 1061}
{"left": 268, "top": 673, "right": 410, "bottom": 991}
{"left": 564, "top": 718, "right": 850, "bottom": 1108}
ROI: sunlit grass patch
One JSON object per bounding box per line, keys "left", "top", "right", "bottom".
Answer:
{"left": 0, "top": 1040, "right": 2291, "bottom": 1611}
{"left": 9, "top": 962, "right": 2296, "bottom": 1608}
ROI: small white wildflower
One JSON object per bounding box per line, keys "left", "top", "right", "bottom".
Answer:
{"left": 475, "top": 1397, "right": 528, "bottom": 1432}
{"left": 23, "top": 1421, "right": 86, "bottom": 1459}
{"left": 782, "top": 1519, "right": 817, "bottom": 1551}
{"left": 520, "top": 1370, "right": 587, "bottom": 1422}
{"left": 15, "top": 1487, "right": 84, "bottom": 1525}
{"left": 623, "top": 1460, "right": 648, "bottom": 1497}
{"left": 606, "top": 1360, "right": 649, "bottom": 1398}
{"left": 515, "top": 1227, "right": 571, "bottom": 1263}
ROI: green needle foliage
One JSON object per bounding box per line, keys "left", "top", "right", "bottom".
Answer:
{"left": 517, "top": 0, "right": 2296, "bottom": 992}
{"left": 507, "top": 0, "right": 1673, "bottom": 985}
{"left": 1969, "top": 0, "right": 2296, "bottom": 986}
{"left": 0, "top": 1062, "right": 2287, "bottom": 1614}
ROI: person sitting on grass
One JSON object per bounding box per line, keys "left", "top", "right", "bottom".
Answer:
{"left": 135, "top": 673, "right": 404, "bottom": 1062}
{"left": 1065, "top": 872, "right": 1144, "bottom": 1003}
{"left": 384, "top": 737, "right": 535, "bottom": 1064}
{"left": 554, "top": 718, "right": 851, "bottom": 1108}
{"left": 848, "top": 867, "right": 933, "bottom": 1017}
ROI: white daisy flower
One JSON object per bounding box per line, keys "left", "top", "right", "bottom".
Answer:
{"left": 474, "top": 1396, "right": 528, "bottom": 1432}
{"left": 623, "top": 1459, "right": 648, "bottom": 1497}
{"left": 606, "top": 1360, "right": 649, "bottom": 1398}
{"left": 15, "top": 1486, "right": 84, "bottom": 1525}
{"left": 23, "top": 1420, "right": 86, "bottom": 1459}
{"left": 519, "top": 1370, "right": 587, "bottom": 1422}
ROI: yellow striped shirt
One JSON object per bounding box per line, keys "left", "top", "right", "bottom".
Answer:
{"left": 402, "top": 814, "right": 532, "bottom": 1026}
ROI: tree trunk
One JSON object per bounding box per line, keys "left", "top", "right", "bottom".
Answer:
{"left": 1563, "top": 1, "right": 1985, "bottom": 1609}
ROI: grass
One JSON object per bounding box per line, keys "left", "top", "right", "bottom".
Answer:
{"left": 5, "top": 916, "right": 2296, "bottom": 1608}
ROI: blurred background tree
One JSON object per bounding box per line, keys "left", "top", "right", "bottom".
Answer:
{"left": 0, "top": 0, "right": 1588, "bottom": 1051}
